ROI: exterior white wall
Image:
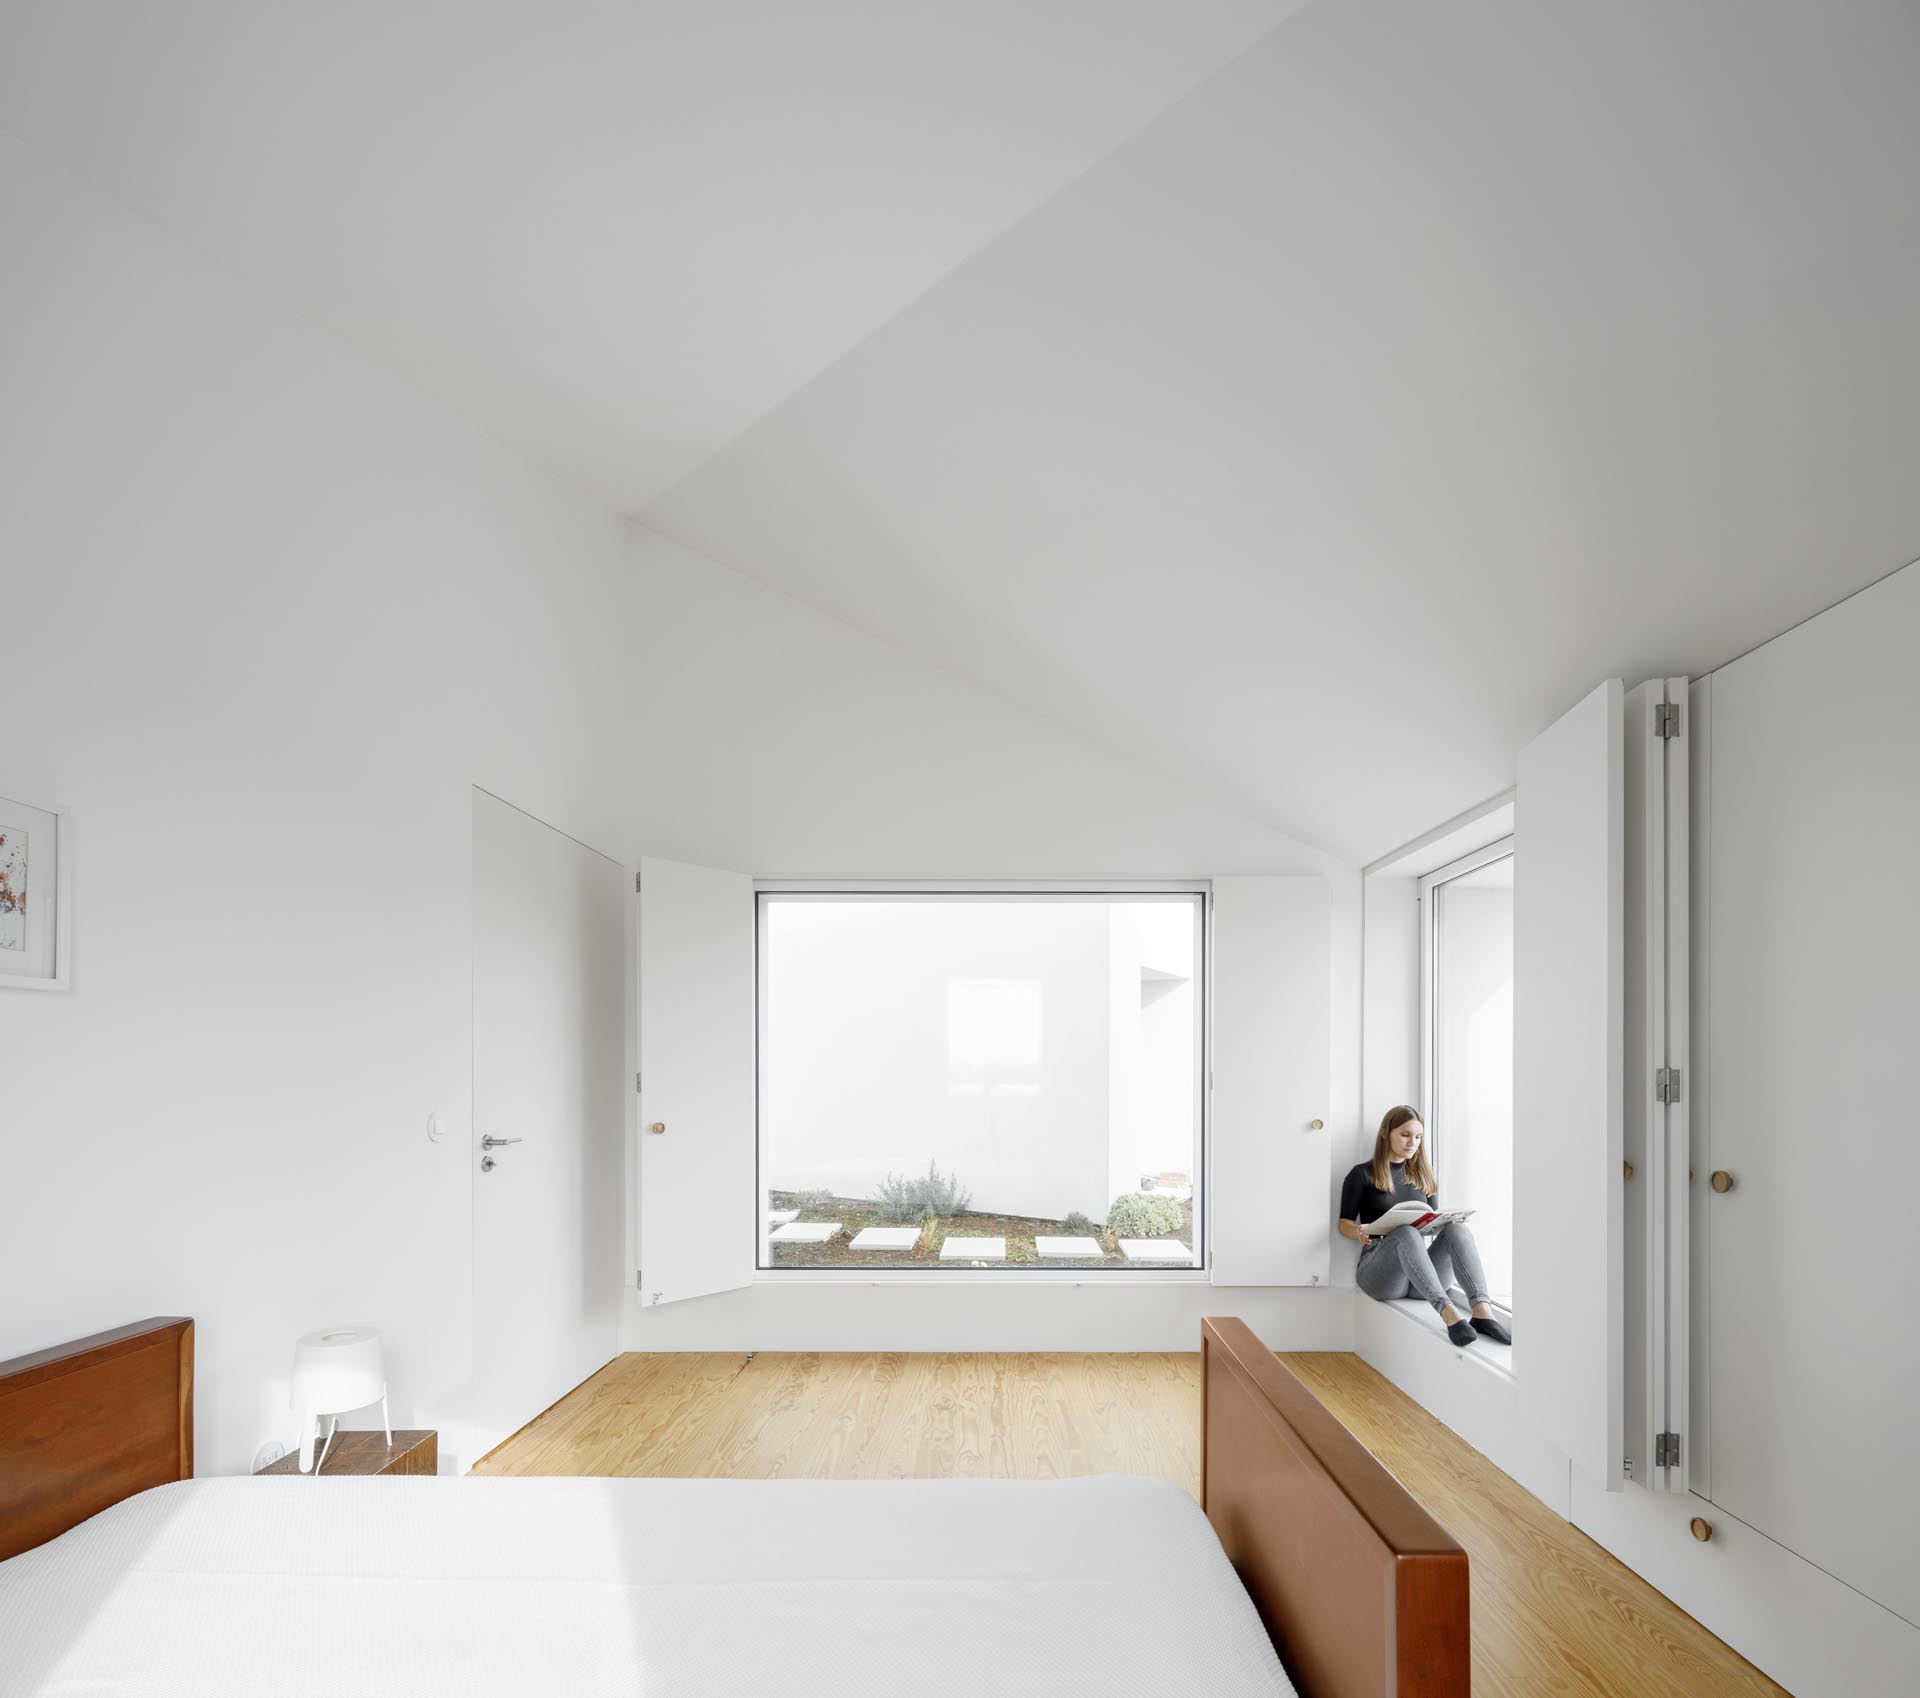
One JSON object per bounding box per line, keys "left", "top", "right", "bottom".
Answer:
{"left": 1431, "top": 882, "right": 1513, "bottom": 1298}
{"left": 0, "top": 135, "right": 633, "bottom": 1475}
{"left": 764, "top": 901, "right": 1114, "bottom": 1220}
{"left": 764, "top": 898, "right": 1200, "bottom": 1224}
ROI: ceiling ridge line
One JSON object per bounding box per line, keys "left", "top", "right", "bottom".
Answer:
{"left": 627, "top": 3, "right": 1313, "bottom": 520}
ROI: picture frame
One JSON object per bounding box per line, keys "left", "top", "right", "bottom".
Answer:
{"left": 0, "top": 788, "right": 72, "bottom": 992}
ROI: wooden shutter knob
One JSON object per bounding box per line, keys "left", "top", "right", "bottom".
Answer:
{"left": 1710, "top": 1171, "right": 1734, "bottom": 1193}
{"left": 1690, "top": 1517, "right": 1714, "bottom": 1542}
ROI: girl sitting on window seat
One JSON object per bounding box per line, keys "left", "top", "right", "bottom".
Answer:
{"left": 1339, "top": 1105, "right": 1512, "bottom": 1349}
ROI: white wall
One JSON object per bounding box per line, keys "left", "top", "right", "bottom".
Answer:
{"left": 0, "top": 134, "right": 1370, "bottom": 1444}
{"left": 627, "top": 525, "right": 1362, "bottom": 1349}
{"left": 0, "top": 135, "right": 633, "bottom": 1475}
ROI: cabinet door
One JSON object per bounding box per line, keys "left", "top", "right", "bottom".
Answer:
{"left": 1705, "top": 567, "right": 1920, "bottom": 1626}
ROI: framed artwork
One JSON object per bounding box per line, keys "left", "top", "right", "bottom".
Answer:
{"left": 0, "top": 790, "right": 71, "bottom": 991}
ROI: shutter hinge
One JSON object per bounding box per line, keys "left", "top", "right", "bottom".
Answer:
{"left": 635, "top": 871, "right": 643, "bottom": 893}
{"left": 1655, "top": 1065, "right": 1683, "bottom": 1104}
{"left": 635, "top": 1269, "right": 643, "bottom": 1291}
{"left": 1655, "top": 701, "right": 1681, "bottom": 739}
{"left": 635, "top": 1070, "right": 643, "bottom": 1094}
{"left": 1655, "top": 1431, "right": 1682, "bottom": 1468}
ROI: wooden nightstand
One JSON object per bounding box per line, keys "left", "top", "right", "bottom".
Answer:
{"left": 256, "top": 1429, "right": 437, "bottom": 1477}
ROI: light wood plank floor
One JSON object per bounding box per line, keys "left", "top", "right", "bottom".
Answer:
{"left": 476, "top": 1350, "right": 1788, "bottom": 1698}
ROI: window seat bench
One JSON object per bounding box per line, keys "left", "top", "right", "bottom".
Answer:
{"left": 1377, "top": 1296, "right": 1515, "bottom": 1381}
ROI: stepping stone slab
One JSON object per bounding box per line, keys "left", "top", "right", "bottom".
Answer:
{"left": 1118, "top": 1239, "right": 1195, "bottom": 1263}
{"left": 766, "top": 1209, "right": 799, "bottom": 1226}
{"left": 1035, "top": 1236, "right": 1104, "bottom": 1258}
{"left": 849, "top": 1226, "right": 920, "bottom": 1251}
{"left": 939, "top": 1235, "right": 1006, "bottom": 1261}
{"left": 769, "top": 1221, "right": 841, "bottom": 1243}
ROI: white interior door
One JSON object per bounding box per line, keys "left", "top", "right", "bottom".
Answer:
{"left": 1514, "top": 679, "right": 1624, "bottom": 1489}
{"left": 1705, "top": 568, "right": 1920, "bottom": 1626}
{"left": 471, "top": 790, "right": 626, "bottom": 1460}
{"left": 637, "top": 856, "right": 755, "bottom": 1307}
{"left": 1209, "top": 875, "right": 1331, "bottom": 1287}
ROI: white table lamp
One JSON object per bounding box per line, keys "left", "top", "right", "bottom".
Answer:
{"left": 290, "top": 1328, "right": 389, "bottom": 1474}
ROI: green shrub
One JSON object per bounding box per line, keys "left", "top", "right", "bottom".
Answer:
{"left": 874, "top": 1160, "right": 973, "bottom": 1222}
{"left": 789, "top": 1188, "right": 838, "bottom": 1214}
{"left": 1106, "top": 1192, "right": 1184, "bottom": 1238}
{"left": 1061, "top": 1211, "right": 1096, "bottom": 1237}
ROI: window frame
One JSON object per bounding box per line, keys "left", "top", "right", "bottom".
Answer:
{"left": 1417, "top": 835, "right": 1515, "bottom": 1185}
{"left": 754, "top": 881, "right": 1212, "bottom": 1284}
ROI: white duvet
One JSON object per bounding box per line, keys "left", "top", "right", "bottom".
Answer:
{"left": 0, "top": 1474, "right": 1296, "bottom": 1697}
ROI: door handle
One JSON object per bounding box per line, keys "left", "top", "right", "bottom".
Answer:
{"left": 481, "top": 1135, "right": 522, "bottom": 1149}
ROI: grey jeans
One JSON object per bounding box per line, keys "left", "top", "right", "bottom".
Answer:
{"left": 1356, "top": 1220, "right": 1491, "bottom": 1315}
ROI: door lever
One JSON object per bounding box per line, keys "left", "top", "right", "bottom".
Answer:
{"left": 481, "top": 1135, "right": 522, "bottom": 1149}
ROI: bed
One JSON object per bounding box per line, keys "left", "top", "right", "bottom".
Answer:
{"left": 0, "top": 1317, "right": 1468, "bottom": 1697}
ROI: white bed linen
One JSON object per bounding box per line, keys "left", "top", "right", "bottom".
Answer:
{"left": 0, "top": 1474, "right": 1296, "bottom": 1697}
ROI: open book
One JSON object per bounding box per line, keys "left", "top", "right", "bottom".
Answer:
{"left": 1361, "top": 1199, "right": 1475, "bottom": 1236}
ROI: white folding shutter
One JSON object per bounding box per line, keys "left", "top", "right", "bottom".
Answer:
{"left": 1515, "top": 679, "right": 1625, "bottom": 1489}
{"left": 1624, "top": 677, "right": 1692, "bottom": 1492}
{"left": 636, "top": 856, "right": 755, "bottom": 1306}
{"left": 1210, "top": 875, "right": 1331, "bottom": 1287}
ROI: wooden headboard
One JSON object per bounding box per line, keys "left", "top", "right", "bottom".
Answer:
{"left": 0, "top": 1317, "right": 193, "bottom": 1560}
{"left": 1202, "top": 1318, "right": 1469, "bottom": 1698}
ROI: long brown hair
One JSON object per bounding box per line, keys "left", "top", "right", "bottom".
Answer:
{"left": 1369, "top": 1105, "right": 1437, "bottom": 1195}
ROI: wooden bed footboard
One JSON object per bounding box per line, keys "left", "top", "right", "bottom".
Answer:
{"left": 1202, "top": 1317, "right": 1469, "bottom": 1698}
{"left": 0, "top": 1317, "right": 193, "bottom": 1561}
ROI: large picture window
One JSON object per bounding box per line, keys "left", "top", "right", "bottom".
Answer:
{"left": 1420, "top": 841, "right": 1514, "bottom": 1305}
{"left": 758, "top": 891, "right": 1205, "bottom": 1271}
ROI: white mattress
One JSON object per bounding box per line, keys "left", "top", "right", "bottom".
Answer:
{"left": 0, "top": 1474, "right": 1297, "bottom": 1697}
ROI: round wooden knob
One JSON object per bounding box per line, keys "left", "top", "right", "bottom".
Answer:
{"left": 1710, "top": 1170, "right": 1734, "bottom": 1193}
{"left": 1622, "top": 1160, "right": 1634, "bottom": 1181}
{"left": 648, "top": 1121, "right": 667, "bottom": 1135}
{"left": 1689, "top": 1516, "right": 1714, "bottom": 1542}
{"left": 1309, "top": 1118, "right": 1325, "bottom": 1130}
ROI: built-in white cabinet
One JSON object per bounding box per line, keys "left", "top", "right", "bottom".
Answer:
{"left": 1696, "top": 566, "right": 1920, "bottom": 1630}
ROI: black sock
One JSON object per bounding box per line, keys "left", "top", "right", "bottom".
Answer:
{"left": 1471, "top": 1315, "right": 1512, "bottom": 1345}
{"left": 1446, "top": 1319, "right": 1477, "bottom": 1347}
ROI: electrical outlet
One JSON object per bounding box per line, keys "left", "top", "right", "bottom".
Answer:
{"left": 252, "top": 1439, "right": 289, "bottom": 1472}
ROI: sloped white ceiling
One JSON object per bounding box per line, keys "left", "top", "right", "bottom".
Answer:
{"left": 6, "top": 2, "right": 1918, "bottom": 864}
{"left": 0, "top": 0, "right": 1293, "bottom": 508}
{"left": 644, "top": 0, "right": 1920, "bottom": 861}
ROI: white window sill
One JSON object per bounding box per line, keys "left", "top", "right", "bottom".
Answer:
{"left": 1376, "top": 1296, "right": 1516, "bottom": 1381}
{"left": 755, "top": 1266, "right": 1214, "bottom": 1287}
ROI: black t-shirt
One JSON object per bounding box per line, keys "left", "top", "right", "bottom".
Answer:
{"left": 1340, "top": 1160, "right": 1436, "bottom": 1229}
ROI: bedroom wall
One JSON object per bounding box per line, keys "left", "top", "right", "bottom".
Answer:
{"left": 0, "top": 134, "right": 633, "bottom": 1475}
{"left": 623, "top": 526, "right": 1363, "bottom": 1350}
